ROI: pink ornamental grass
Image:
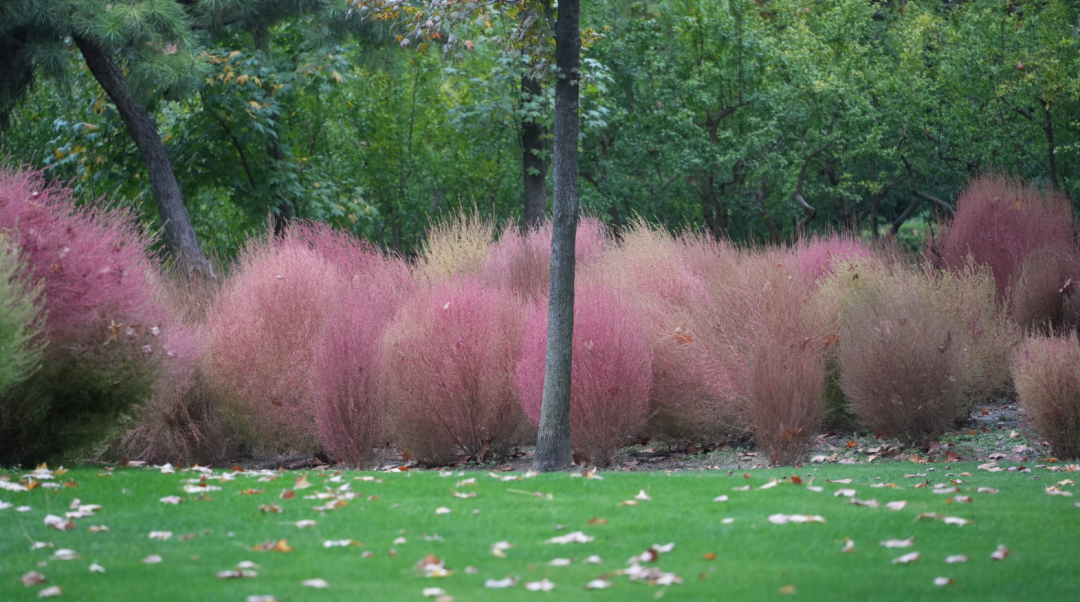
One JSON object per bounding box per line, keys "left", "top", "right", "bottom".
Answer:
{"left": 309, "top": 232, "right": 412, "bottom": 467}
{"left": 202, "top": 231, "right": 340, "bottom": 453}
{"left": 382, "top": 277, "right": 526, "bottom": 466}
{"left": 790, "top": 232, "right": 873, "bottom": 288}
{"left": 516, "top": 278, "right": 652, "bottom": 467}
{"left": 934, "top": 174, "right": 1079, "bottom": 304}
{"left": 1012, "top": 333, "right": 1080, "bottom": 460}
{"left": 0, "top": 167, "right": 189, "bottom": 464}
{"left": 484, "top": 216, "right": 607, "bottom": 300}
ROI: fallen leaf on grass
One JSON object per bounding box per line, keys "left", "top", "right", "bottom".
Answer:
{"left": 975, "top": 486, "right": 998, "bottom": 494}
{"left": 159, "top": 496, "right": 182, "bottom": 505}
{"left": 653, "top": 543, "right": 675, "bottom": 553}
{"left": 827, "top": 479, "right": 852, "bottom": 484}
{"left": 943, "top": 517, "right": 973, "bottom": 526}
{"left": 779, "top": 585, "right": 797, "bottom": 594}
{"left": 619, "top": 500, "right": 638, "bottom": 506}
{"left": 732, "top": 485, "right": 751, "bottom": 492}
{"left": 768, "top": 514, "right": 825, "bottom": 524}
{"left": 44, "top": 515, "right": 75, "bottom": 531}
{"left": 272, "top": 539, "right": 293, "bottom": 552}
{"left": 141, "top": 555, "right": 163, "bottom": 564}
{"left": 295, "top": 520, "right": 317, "bottom": 528}
{"left": 947, "top": 496, "right": 972, "bottom": 504}
{"left": 259, "top": 504, "right": 283, "bottom": 513}
{"left": 30, "top": 542, "right": 53, "bottom": 550}
{"left": 451, "top": 490, "right": 476, "bottom": 499}
{"left": 892, "top": 552, "right": 920, "bottom": 564}
{"left": 423, "top": 588, "right": 447, "bottom": 598}
{"left": 934, "top": 577, "right": 954, "bottom": 586}
{"left": 51, "top": 549, "right": 80, "bottom": 560}
{"left": 587, "top": 517, "right": 607, "bottom": 525}
{"left": 323, "top": 539, "right": 361, "bottom": 548}
{"left": 21, "top": 571, "right": 46, "bottom": 586}
{"left": 485, "top": 577, "right": 518, "bottom": 588}
{"left": 37, "top": 586, "right": 62, "bottom": 598}
{"left": 546, "top": 531, "right": 594, "bottom": 544}
{"left": 916, "top": 513, "right": 943, "bottom": 520}
{"left": 148, "top": 531, "right": 172, "bottom": 540}
{"left": 885, "top": 501, "right": 907, "bottom": 511}
{"left": 435, "top": 507, "right": 452, "bottom": 515}
{"left": 548, "top": 558, "right": 572, "bottom": 567}
{"left": 525, "top": 579, "right": 555, "bottom": 591}
{"left": 834, "top": 489, "right": 857, "bottom": 498}
{"left": 850, "top": 498, "right": 880, "bottom": 508}
{"left": 246, "top": 596, "right": 277, "bottom": 602}
{"left": 713, "top": 495, "right": 729, "bottom": 502}
{"left": 932, "top": 487, "right": 960, "bottom": 494}
{"left": 945, "top": 555, "right": 968, "bottom": 564}
{"left": 87, "top": 525, "right": 108, "bottom": 533}
{"left": 301, "top": 578, "right": 329, "bottom": 588}
{"left": 1046, "top": 486, "right": 1073, "bottom": 497}
{"left": 842, "top": 539, "right": 855, "bottom": 553}
{"left": 721, "top": 518, "right": 735, "bottom": 524}
{"left": 418, "top": 554, "right": 453, "bottom": 578}
{"left": 584, "top": 579, "right": 611, "bottom": 589}
{"left": 881, "top": 537, "right": 915, "bottom": 548}
{"left": 991, "top": 545, "right": 1009, "bottom": 561}
{"left": 394, "top": 536, "right": 407, "bottom": 545}
{"left": 279, "top": 489, "right": 295, "bottom": 500}
{"left": 704, "top": 552, "right": 717, "bottom": 560}
{"left": 218, "top": 570, "right": 258, "bottom": 579}
{"left": 237, "top": 561, "right": 259, "bottom": 569}
{"left": 584, "top": 555, "right": 603, "bottom": 564}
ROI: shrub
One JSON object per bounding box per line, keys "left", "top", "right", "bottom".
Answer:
{"left": 934, "top": 174, "right": 1079, "bottom": 326}
{"left": 598, "top": 223, "right": 723, "bottom": 441}
{"left": 382, "top": 277, "right": 525, "bottom": 466}
{"left": 0, "top": 232, "right": 44, "bottom": 395}
{"left": 310, "top": 230, "right": 413, "bottom": 467}
{"left": 1012, "top": 333, "right": 1080, "bottom": 459}
{"left": 835, "top": 265, "right": 973, "bottom": 444}
{"left": 0, "top": 167, "right": 187, "bottom": 465}
{"left": 516, "top": 278, "right": 652, "bottom": 467}
{"left": 202, "top": 230, "right": 340, "bottom": 454}
{"left": 484, "top": 216, "right": 608, "bottom": 301}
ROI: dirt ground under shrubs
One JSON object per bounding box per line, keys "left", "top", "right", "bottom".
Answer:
{"left": 234, "top": 396, "right": 1052, "bottom": 474}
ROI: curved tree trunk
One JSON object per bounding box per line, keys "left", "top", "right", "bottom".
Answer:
{"left": 534, "top": 0, "right": 580, "bottom": 473}
{"left": 74, "top": 35, "right": 215, "bottom": 279}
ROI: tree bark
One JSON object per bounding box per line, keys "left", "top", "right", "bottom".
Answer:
{"left": 74, "top": 35, "right": 214, "bottom": 279}
{"left": 534, "top": 0, "right": 580, "bottom": 473}
{"left": 521, "top": 74, "right": 548, "bottom": 228}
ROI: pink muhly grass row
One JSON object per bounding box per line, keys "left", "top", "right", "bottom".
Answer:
{"left": 516, "top": 277, "right": 652, "bottom": 467}
{"left": 381, "top": 277, "right": 526, "bottom": 466}
{"left": 1012, "top": 332, "right": 1080, "bottom": 460}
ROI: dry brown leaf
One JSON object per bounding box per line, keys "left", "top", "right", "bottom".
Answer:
{"left": 21, "top": 571, "right": 46, "bottom": 586}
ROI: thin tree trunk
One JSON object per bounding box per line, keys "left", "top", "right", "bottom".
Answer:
{"left": 522, "top": 74, "right": 548, "bottom": 227}
{"left": 534, "top": 0, "right": 580, "bottom": 473}
{"left": 74, "top": 35, "right": 214, "bottom": 279}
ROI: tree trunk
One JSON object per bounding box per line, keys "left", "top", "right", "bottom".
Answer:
{"left": 521, "top": 74, "right": 548, "bottom": 228}
{"left": 534, "top": 0, "right": 580, "bottom": 473}
{"left": 74, "top": 35, "right": 214, "bottom": 279}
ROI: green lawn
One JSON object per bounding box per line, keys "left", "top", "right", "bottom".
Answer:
{"left": 1, "top": 462, "right": 1077, "bottom": 601}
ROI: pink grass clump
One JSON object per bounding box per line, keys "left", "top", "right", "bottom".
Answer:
{"left": 305, "top": 225, "right": 414, "bottom": 467}
{"left": 597, "top": 223, "right": 722, "bottom": 441}
{"left": 382, "top": 277, "right": 525, "bottom": 466}
{"left": 0, "top": 166, "right": 189, "bottom": 463}
{"left": 202, "top": 228, "right": 341, "bottom": 453}
{"left": 484, "top": 216, "right": 608, "bottom": 300}
{"left": 516, "top": 277, "right": 652, "bottom": 467}
{"left": 790, "top": 232, "right": 873, "bottom": 288}
{"left": 933, "top": 174, "right": 1080, "bottom": 324}
{"left": 1012, "top": 332, "right": 1080, "bottom": 459}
